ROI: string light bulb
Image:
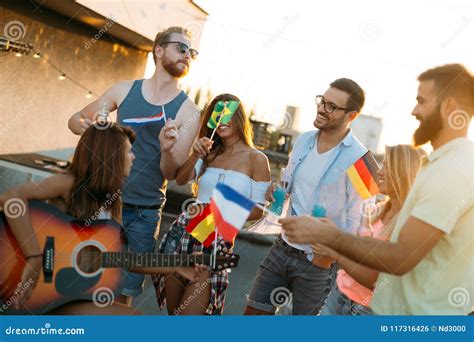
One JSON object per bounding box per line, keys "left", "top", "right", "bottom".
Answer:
{"left": 33, "top": 52, "right": 41, "bottom": 58}
{"left": 58, "top": 73, "right": 66, "bottom": 80}
{"left": 86, "top": 91, "right": 93, "bottom": 99}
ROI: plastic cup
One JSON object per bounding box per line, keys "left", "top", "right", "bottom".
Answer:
{"left": 269, "top": 186, "right": 286, "bottom": 215}
{"left": 312, "top": 204, "right": 327, "bottom": 218}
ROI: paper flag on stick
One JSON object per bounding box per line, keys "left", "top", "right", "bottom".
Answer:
{"left": 207, "top": 101, "right": 240, "bottom": 129}
{"left": 346, "top": 151, "right": 380, "bottom": 199}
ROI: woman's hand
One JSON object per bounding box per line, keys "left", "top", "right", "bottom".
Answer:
{"left": 265, "top": 182, "right": 276, "bottom": 203}
{"left": 191, "top": 137, "right": 213, "bottom": 159}
{"left": 176, "top": 264, "right": 208, "bottom": 283}
{"left": 14, "top": 255, "right": 42, "bottom": 309}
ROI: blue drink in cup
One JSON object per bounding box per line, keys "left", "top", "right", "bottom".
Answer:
{"left": 269, "top": 186, "right": 286, "bottom": 215}
{"left": 312, "top": 204, "right": 327, "bottom": 218}
{"left": 313, "top": 185, "right": 327, "bottom": 217}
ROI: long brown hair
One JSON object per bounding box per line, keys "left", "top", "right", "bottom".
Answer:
{"left": 192, "top": 94, "right": 254, "bottom": 196}
{"left": 66, "top": 124, "right": 135, "bottom": 222}
{"left": 375, "top": 144, "right": 426, "bottom": 238}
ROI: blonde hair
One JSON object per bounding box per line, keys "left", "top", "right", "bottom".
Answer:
{"left": 376, "top": 145, "right": 426, "bottom": 238}
{"left": 152, "top": 26, "right": 192, "bottom": 64}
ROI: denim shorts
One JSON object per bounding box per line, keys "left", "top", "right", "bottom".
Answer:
{"left": 247, "top": 235, "right": 336, "bottom": 315}
{"left": 319, "top": 284, "right": 374, "bottom": 315}
{"left": 121, "top": 206, "right": 162, "bottom": 297}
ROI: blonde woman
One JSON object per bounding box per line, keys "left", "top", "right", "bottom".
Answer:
{"left": 315, "top": 145, "right": 426, "bottom": 315}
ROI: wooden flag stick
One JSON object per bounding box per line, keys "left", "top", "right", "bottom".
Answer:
{"left": 255, "top": 203, "right": 275, "bottom": 217}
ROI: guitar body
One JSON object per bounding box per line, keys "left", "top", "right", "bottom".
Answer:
{"left": 0, "top": 200, "right": 125, "bottom": 314}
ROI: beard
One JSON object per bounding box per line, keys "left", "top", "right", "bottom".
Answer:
{"left": 162, "top": 57, "right": 189, "bottom": 78}
{"left": 413, "top": 104, "right": 443, "bottom": 146}
{"left": 314, "top": 112, "right": 346, "bottom": 131}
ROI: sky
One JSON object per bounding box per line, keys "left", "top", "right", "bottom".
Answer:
{"left": 145, "top": 0, "right": 473, "bottom": 149}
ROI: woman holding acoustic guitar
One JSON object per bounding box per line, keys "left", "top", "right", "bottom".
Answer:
{"left": 0, "top": 123, "right": 203, "bottom": 315}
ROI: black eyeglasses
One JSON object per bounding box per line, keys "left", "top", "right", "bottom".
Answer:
{"left": 160, "top": 41, "right": 199, "bottom": 59}
{"left": 315, "top": 95, "right": 350, "bottom": 114}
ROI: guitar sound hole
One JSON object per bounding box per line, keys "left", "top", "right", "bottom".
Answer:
{"left": 76, "top": 245, "right": 102, "bottom": 274}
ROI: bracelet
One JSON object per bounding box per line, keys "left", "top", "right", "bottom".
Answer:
{"left": 25, "top": 253, "right": 43, "bottom": 259}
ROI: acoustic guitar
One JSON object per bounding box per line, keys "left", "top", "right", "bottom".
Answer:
{"left": 0, "top": 200, "right": 239, "bottom": 314}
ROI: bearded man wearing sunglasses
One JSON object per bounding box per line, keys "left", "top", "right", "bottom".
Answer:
{"left": 68, "top": 26, "right": 201, "bottom": 306}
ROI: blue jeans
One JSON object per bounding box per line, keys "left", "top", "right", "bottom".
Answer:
{"left": 319, "top": 285, "right": 374, "bottom": 315}
{"left": 121, "top": 206, "right": 161, "bottom": 297}
{"left": 247, "top": 235, "right": 336, "bottom": 315}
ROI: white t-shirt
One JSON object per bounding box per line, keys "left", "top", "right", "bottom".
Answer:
{"left": 282, "top": 145, "right": 337, "bottom": 252}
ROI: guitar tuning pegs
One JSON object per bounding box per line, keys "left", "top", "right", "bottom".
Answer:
{"left": 218, "top": 265, "right": 222, "bottom": 269}
{"left": 230, "top": 262, "right": 234, "bottom": 266}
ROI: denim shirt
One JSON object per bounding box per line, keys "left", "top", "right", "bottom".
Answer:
{"left": 285, "top": 129, "right": 367, "bottom": 234}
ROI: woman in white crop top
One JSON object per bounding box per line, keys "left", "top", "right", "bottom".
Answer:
{"left": 152, "top": 94, "right": 271, "bottom": 315}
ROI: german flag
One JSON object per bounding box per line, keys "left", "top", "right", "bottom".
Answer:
{"left": 185, "top": 204, "right": 216, "bottom": 247}
{"left": 346, "top": 151, "right": 380, "bottom": 199}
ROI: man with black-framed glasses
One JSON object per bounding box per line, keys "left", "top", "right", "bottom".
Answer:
{"left": 245, "top": 78, "right": 371, "bottom": 315}
{"left": 68, "top": 26, "right": 201, "bottom": 306}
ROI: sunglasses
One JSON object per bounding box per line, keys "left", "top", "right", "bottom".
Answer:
{"left": 160, "top": 41, "right": 199, "bottom": 60}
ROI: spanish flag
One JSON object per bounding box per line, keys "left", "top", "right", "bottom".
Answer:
{"left": 185, "top": 204, "right": 216, "bottom": 247}
{"left": 346, "top": 151, "right": 380, "bottom": 199}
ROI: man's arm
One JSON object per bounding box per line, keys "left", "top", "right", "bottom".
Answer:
{"left": 68, "top": 81, "right": 130, "bottom": 135}
{"left": 281, "top": 215, "right": 444, "bottom": 275}
{"left": 160, "top": 99, "right": 200, "bottom": 180}
{"left": 312, "top": 243, "right": 379, "bottom": 289}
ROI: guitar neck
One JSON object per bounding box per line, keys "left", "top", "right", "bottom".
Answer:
{"left": 101, "top": 252, "right": 212, "bottom": 269}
